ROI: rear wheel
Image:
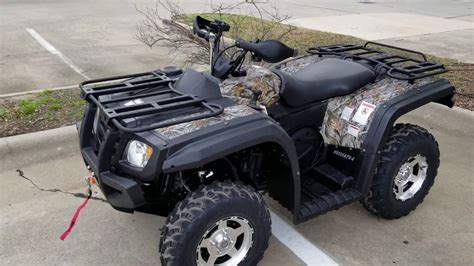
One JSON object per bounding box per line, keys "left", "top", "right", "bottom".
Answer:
{"left": 159, "top": 181, "right": 271, "bottom": 265}
{"left": 362, "top": 123, "right": 440, "bottom": 219}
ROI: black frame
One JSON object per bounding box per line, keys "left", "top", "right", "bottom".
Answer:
{"left": 80, "top": 70, "right": 223, "bottom": 133}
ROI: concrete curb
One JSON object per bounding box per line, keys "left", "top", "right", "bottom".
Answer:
{"left": 0, "top": 85, "right": 78, "bottom": 99}
{"left": 0, "top": 125, "right": 79, "bottom": 170}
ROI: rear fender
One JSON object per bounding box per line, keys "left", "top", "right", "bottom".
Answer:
{"left": 355, "top": 79, "right": 455, "bottom": 194}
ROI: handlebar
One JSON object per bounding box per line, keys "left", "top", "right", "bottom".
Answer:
{"left": 193, "top": 16, "right": 229, "bottom": 41}
{"left": 192, "top": 16, "right": 297, "bottom": 79}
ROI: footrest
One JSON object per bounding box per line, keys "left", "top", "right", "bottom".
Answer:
{"left": 314, "top": 163, "right": 354, "bottom": 189}
{"left": 298, "top": 188, "right": 361, "bottom": 223}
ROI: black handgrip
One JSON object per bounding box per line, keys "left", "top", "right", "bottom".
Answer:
{"left": 235, "top": 38, "right": 297, "bottom": 63}
{"left": 193, "top": 16, "right": 210, "bottom": 40}
{"left": 235, "top": 38, "right": 254, "bottom": 51}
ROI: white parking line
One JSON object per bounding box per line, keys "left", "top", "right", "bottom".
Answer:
{"left": 270, "top": 210, "right": 339, "bottom": 266}
{"left": 26, "top": 28, "right": 90, "bottom": 80}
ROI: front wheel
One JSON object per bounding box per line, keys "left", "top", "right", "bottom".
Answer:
{"left": 159, "top": 181, "right": 271, "bottom": 265}
{"left": 362, "top": 123, "right": 440, "bottom": 219}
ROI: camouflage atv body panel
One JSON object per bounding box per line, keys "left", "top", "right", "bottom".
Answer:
{"left": 155, "top": 105, "right": 257, "bottom": 139}
{"left": 275, "top": 54, "right": 436, "bottom": 149}
{"left": 217, "top": 56, "right": 325, "bottom": 107}
{"left": 219, "top": 65, "right": 281, "bottom": 106}
{"left": 156, "top": 65, "right": 278, "bottom": 140}
{"left": 320, "top": 78, "right": 426, "bottom": 148}
{"left": 158, "top": 54, "right": 434, "bottom": 148}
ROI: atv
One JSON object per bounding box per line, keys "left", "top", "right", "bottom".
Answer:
{"left": 77, "top": 16, "right": 455, "bottom": 265}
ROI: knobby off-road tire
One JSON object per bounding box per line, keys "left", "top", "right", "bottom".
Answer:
{"left": 362, "top": 123, "right": 440, "bottom": 219}
{"left": 159, "top": 181, "right": 271, "bottom": 266}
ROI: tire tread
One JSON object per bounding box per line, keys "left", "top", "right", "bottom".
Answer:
{"left": 159, "top": 181, "right": 271, "bottom": 265}
{"left": 362, "top": 123, "right": 439, "bottom": 219}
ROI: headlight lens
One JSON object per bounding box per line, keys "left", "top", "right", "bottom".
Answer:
{"left": 125, "top": 140, "right": 153, "bottom": 168}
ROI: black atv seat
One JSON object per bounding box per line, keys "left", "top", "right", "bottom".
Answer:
{"left": 276, "top": 58, "right": 376, "bottom": 107}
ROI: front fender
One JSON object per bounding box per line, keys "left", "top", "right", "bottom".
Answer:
{"left": 162, "top": 117, "right": 297, "bottom": 172}
{"left": 161, "top": 113, "right": 301, "bottom": 217}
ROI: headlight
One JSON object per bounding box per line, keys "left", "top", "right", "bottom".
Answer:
{"left": 124, "top": 140, "right": 153, "bottom": 168}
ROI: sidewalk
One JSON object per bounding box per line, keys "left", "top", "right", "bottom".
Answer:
{"left": 287, "top": 12, "right": 474, "bottom": 63}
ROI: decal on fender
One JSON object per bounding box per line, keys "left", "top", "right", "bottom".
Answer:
{"left": 347, "top": 123, "right": 361, "bottom": 137}
{"left": 340, "top": 106, "right": 354, "bottom": 121}
{"left": 352, "top": 101, "right": 376, "bottom": 125}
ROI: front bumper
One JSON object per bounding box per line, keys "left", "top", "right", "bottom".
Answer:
{"left": 80, "top": 131, "right": 146, "bottom": 213}
{"left": 98, "top": 171, "right": 146, "bottom": 212}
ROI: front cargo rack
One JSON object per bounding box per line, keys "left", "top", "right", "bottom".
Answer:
{"left": 308, "top": 41, "right": 447, "bottom": 81}
{"left": 80, "top": 70, "right": 223, "bottom": 133}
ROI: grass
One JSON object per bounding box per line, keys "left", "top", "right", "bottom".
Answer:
{"left": 0, "top": 107, "right": 7, "bottom": 119}
{"left": 0, "top": 89, "right": 86, "bottom": 137}
{"left": 181, "top": 13, "right": 473, "bottom": 110}
{"left": 12, "top": 89, "right": 66, "bottom": 115}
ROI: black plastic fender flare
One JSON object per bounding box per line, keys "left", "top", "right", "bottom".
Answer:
{"left": 161, "top": 113, "right": 302, "bottom": 216}
{"left": 355, "top": 78, "right": 455, "bottom": 195}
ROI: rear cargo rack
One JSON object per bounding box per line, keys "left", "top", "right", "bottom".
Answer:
{"left": 80, "top": 70, "right": 223, "bottom": 133}
{"left": 308, "top": 41, "right": 447, "bottom": 81}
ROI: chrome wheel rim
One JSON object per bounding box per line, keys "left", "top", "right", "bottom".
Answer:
{"left": 196, "top": 216, "right": 254, "bottom": 265}
{"left": 393, "top": 154, "right": 428, "bottom": 201}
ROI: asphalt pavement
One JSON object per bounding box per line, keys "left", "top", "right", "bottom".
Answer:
{"left": 1, "top": 0, "right": 473, "bottom": 94}
{"left": 1, "top": 0, "right": 473, "bottom": 265}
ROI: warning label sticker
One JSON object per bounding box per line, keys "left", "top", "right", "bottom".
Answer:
{"left": 340, "top": 106, "right": 354, "bottom": 121}
{"left": 352, "top": 101, "right": 376, "bottom": 125}
{"left": 347, "top": 123, "right": 361, "bottom": 137}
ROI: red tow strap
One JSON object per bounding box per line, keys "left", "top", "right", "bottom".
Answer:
{"left": 60, "top": 172, "right": 95, "bottom": 241}
{"left": 59, "top": 192, "right": 91, "bottom": 240}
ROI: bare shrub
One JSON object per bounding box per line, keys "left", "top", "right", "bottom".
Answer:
{"left": 135, "top": 0, "right": 294, "bottom": 66}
